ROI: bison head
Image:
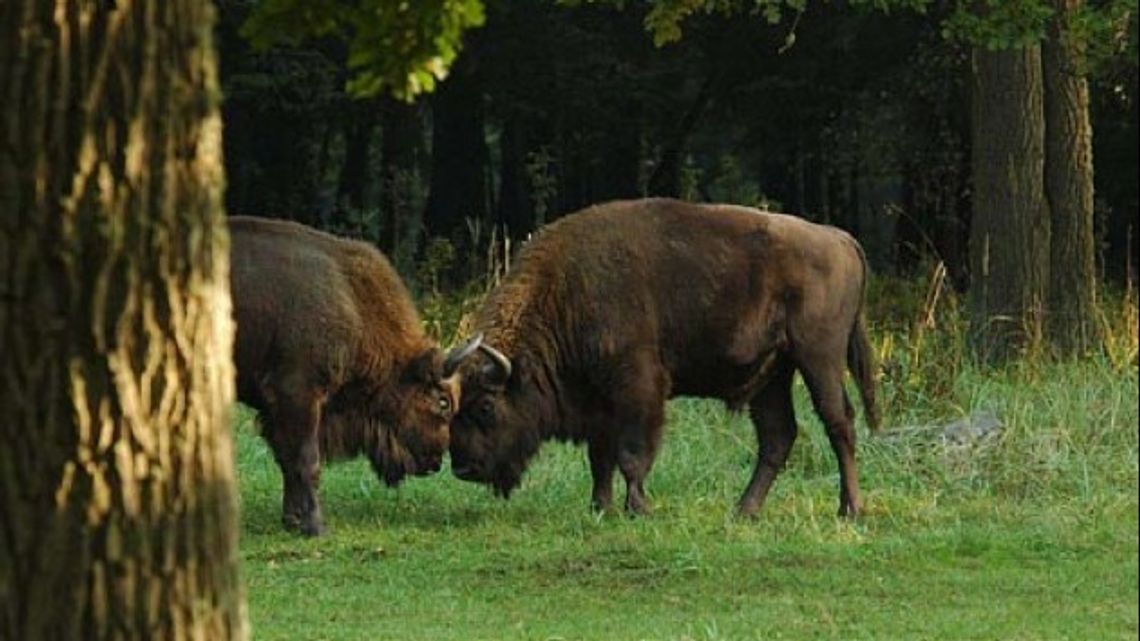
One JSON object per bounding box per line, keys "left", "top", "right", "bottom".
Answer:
{"left": 449, "top": 342, "right": 546, "bottom": 497}
{"left": 368, "top": 336, "right": 483, "bottom": 485}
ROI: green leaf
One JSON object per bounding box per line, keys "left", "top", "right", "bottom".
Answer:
{"left": 241, "top": 0, "right": 485, "bottom": 99}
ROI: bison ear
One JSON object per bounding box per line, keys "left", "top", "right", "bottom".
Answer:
{"left": 403, "top": 349, "right": 442, "bottom": 385}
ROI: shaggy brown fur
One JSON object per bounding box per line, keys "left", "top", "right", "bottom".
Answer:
{"left": 230, "top": 217, "right": 465, "bottom": 536}
{"left": 450, "top": 198, "right": 879, "bottom": 517}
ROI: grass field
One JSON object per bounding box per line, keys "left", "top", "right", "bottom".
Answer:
{"left": 235, "top": 287, "right": 1138, "bottom": 640}
{"left": 235, "top": 356, "right": 1137, "bottom": 640}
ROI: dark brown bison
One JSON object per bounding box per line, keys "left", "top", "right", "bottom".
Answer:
{"left": 449, "top": 198, "right": 879, "bottom": 518}
{"left": 229, "top": 217, "right": 481, "bottom": 535}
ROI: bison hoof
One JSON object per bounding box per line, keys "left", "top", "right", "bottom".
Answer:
{"left": 283, "top": 513, "right": 327, "bottom": 537}
{"left": 624, "top": 497, "right": 652, "bottom": 516}
{"left": 299, "top": 519, "right": 327, "bottom": 537}
{"left": 590, "top": 496, "right": 614, "bottom": 515}
{"left": 735, "top": 505, "right": 761, "bottom": 521}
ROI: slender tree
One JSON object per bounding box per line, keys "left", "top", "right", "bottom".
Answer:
{"left": 967, "top": 45, "right": 1052, "bottom": 360}
{"left": 424, "top": 53, "right": 492, "bottom": 242}
{"left": 338, "top": 98, "right": 381, "bottom": 218}
{"left": 1043, "top": 0, "right": 1103, "bottom": 355}
{"left": 0, "top": 1, "right": 246, "bottom": 639}
{"left": 379, "top": 97, "right": 425, "bottom": 256}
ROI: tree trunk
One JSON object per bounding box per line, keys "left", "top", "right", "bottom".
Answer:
{"left": 968, "top": 46, "right": 1051, "bottom": 362}
{"left": 647, "top": 75, "right": 716, "bottom": 198}
{"left": 378, "top": 98, "right": 423, "bottom": 257}
{"left": 0, "top": 2, "right": 247, "bottom": 640}
{"left": 1043, "top": 0, "right": 1103, "bottom": 355}
{"left": 424, "top": 56, "right": 490, "bottom": 242}
{"left": 337, "top": 99, "right": 380, "bottom": 224}
{"left": 497, "top": 117, "right": 535, "bottom": 240}
{"left": 595, "top": 99, "right": 643, "bottom": 203}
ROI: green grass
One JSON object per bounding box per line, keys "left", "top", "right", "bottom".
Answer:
{"left": 235, "top": 352, "right": 1138, "bottom": 641}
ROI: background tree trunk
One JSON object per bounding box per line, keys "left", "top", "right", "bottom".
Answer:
{"left": 968, "top": 46, "right": 1051, "bottom": 362}
{"left": 497, "top": 117, "right": 536, "bottom": 240}
{"left": 337, "top": 99, "right": 380, "bottom": 222}
{"left": 0, "top": 2, "right": 247, "bottom": 639}
{"left": 1043, "top": 0, "right": 1103, "bottom": 355}
{"left": 378, "top": 98, "right": 424, "bottom": 257}
{"left": 647, "top": 76, "right": 716, "bottom": 198}
{"left": 423, "top": 55, "right": 490, "bottom": 242}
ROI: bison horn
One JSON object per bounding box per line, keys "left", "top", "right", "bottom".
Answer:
{"left": 478, "top": 342, "right": 513, "bottom": 383}
{"left": 443, "top": 333, "right": 484, "bottom": 376}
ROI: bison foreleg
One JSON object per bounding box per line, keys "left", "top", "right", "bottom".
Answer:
{"left": 599, "top": 350, "right": 668, "bottom": 516}
{"left": 269, "top": 395, "right": 327, "bottom": 536}
{"left": 738, "top": 360, "right": 797, "bottom": 518}
{"left": 614, "top": 399, "right": 665, "bottom": 516}
{"left": 587, "top": 437, "right": 618, "bottom": 513}
{"left": 617, "top": 449, "right": 653, "bottom": 515}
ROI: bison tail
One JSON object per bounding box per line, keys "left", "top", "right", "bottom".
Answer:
{"left": 847, "top": 313, "right": 881, "bottom": 433}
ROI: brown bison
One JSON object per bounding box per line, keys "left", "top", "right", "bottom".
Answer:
{"left": 449, "top": 198, "right": 879, "bottom": 518}
{"left": 229, "top": 217, "right": 481, "bottom": 535}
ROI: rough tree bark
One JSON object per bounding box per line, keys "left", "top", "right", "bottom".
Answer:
{"left": 1043, "top": 0, "right": 1103, "bottom": 355}
{"left": 0, "top": 2, "right": 247, "bottom": 640}
{"left": 968, "top": 45, "right": 1051, "bottom": 361}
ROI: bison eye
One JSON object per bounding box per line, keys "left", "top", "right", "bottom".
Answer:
{"left": 437, "top": 396, "right": 451, "bottom": 413}
{"left": 478, "top": 398, "right": 495, "bottom": 421}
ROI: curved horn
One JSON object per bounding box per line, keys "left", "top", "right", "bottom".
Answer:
{"left": 478, "top": 342, "right": 513, "bottom": 383}
{"left": 443, "top": 333, "right": 484, "bottom": 376}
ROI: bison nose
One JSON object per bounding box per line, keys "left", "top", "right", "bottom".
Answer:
{"left": 417, "top": 455, "right": 442, "bottom": 475}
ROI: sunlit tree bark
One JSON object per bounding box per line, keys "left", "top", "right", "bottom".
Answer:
{"left": 0, "top": 2, "right": 247, "bottom": 639}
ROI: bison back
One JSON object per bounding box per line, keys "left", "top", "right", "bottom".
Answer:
{"left": 487, "top": 199, "right": 867, "bottom": 402}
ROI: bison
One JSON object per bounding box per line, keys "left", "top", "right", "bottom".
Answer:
{"left": 449, "top": 198, "right": 879, "bottom": 518}
{"left": 229, "top": 217, "right": 481, "bottom": 535}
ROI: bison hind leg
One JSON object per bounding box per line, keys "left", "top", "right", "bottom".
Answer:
{"left": 737, "top": 359, "right": 798, "bottom": 518}
{"left": 796, "top": 349, "right": 862, "bottom": 518}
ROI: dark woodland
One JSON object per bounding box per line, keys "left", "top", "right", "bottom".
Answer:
{"left": 215, "top": 1, "right": 1138, "bottom": 299}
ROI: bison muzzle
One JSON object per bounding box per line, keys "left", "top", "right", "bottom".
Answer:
{"left": 449, "top": 198, "right": 879, "bottom": 518}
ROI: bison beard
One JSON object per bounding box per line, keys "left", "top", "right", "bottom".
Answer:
{"left": 450, "top": 198, "right": 879, "bottom": 518}
{"left": 229, "top": 217, "right": 478, "bottom": 536}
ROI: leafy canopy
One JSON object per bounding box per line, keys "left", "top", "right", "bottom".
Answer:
{"left": 239, "top": 0, "right": 1133, "bottom": 99}
{"left": 241, "top": 0, "right": 485, "bottom": 99}
{"left": 560, "top": 0, "right": 1135, "bottom": 55}
{"left": 560, "top": 0, "right": 928, "bottom": 46}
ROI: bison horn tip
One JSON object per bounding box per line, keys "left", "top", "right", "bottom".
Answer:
{"left": 443, "top": 333, "right": 485, "bottom": 376}
{"left": 478, "top": 342, "right": 512, "bottom": 383}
